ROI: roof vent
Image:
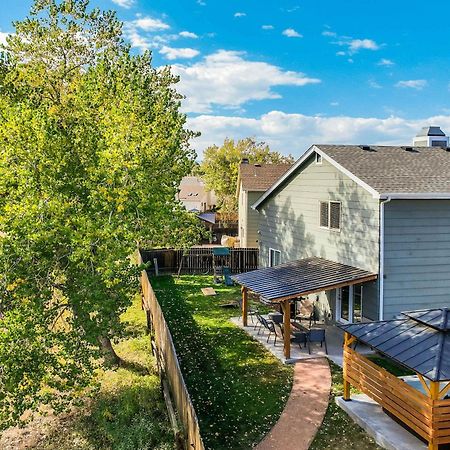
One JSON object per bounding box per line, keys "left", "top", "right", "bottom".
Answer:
{"left": 413, "top": 126, "right": 449, "bottom": 147}
{"left": 402, "top": 146, "right": 418, "bottom": 152}
{"left": 360, "top": 145, "right": 373, "bottom": 151}
{"left": 254, "top": 163, "right": 261, "bottom": 167}
{"left": 241, "top": 158, "right": 249, "bottom": 164}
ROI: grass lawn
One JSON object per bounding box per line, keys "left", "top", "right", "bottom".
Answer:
{"left": 1, "top": 295, "right": 174, "bottom": 450}
{"left": 310, "top": 360, "right": 382, "bottom": 450}
{"left": 151, "top": 275, "right": 293, "bottom": 450}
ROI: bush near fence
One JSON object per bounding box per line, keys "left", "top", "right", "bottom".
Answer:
{"left": 138, "top": 251, "right": 205, "bottom": 450}
{"left": 141, "top": 247, "right": 258, "bottom": 275}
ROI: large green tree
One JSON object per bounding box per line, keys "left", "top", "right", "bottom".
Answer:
{"left": 0, "top": 0, "right": 203, "bottom": 428}
{"left": 199, "top": 138, "right": 294, "bottom": 214}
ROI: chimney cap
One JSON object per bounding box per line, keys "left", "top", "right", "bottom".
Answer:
{"left": 416, "top": 126, "right": 446, "bottom": 137}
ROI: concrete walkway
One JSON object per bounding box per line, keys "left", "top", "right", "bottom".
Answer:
{"left": 255, "top": 358, "right": 331, "bottom": 450}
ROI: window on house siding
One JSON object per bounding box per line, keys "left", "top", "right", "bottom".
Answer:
{"left": 329, "top": 202, "right": 341, "bottom": 230}
{"left": 319, "top": 202, "right": 329, "bottom": 228}
{"left": 319, "top": 201, "right": 341, "bottom": 231}
{"left": 315, "top": 153, "right": 322, "bottom": 164}
{"left": 269, "top": 248, "right": 281, "bottom": 267}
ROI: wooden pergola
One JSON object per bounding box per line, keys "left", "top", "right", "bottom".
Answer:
{"left": 232, "top": 257, "right": 377, "bottom": 359}
{"left": 341, "top": 308, "right": 450, "bottom": 450}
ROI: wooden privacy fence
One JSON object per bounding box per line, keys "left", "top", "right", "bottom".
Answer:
{"left": 138, "top": 252, "right": 205, "bottom": 450}
{"left": 141, "top": 247, "right": 259, "bottom": 275}
{"left": 343, "top": 345, "right": 450, "bottom": 449}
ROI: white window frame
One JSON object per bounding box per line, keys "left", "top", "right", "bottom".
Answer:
{"left": 315, "top": 152, "right": 323, "bottom": 165}
{"left": 318, "top": 200, "right": 341, "bottom": 232}
{"left": 269, "top": 248, "right": 281, "bottom": 267}
{"left": 336, "top": 285, "right": 364, "bottom": 324}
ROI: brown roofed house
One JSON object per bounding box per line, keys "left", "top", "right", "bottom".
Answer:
{"left": 237, "top": 162, "right": 292, "bottom": 247}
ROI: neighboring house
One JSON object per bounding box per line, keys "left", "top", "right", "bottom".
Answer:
{"left": 237, "top": 162, "right": 292, "bottom": 247}
{"left": 178, "top": 176, "right": 217, "bottom": 213}
{"left": 252, "top": 127, "right": 450, "bottom": 323}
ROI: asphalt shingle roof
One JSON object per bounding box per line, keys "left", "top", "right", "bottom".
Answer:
{"left": 318, "top": 145, "right": 450, "bottom": 194}
{"left": 239, "top": 163, "right": 292, "bottom": 192}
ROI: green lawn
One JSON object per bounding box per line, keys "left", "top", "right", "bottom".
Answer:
{"left": 151, "top": 275, "right": 293, "bottom": 450}
{"left": 32, "top": 294, "right": 174, "bottom": 450}
{"left": 310, "top": 361, "right": 381, "bottom": 450}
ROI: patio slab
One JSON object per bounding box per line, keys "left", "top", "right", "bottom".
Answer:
{"left": 336, "top": 394, "right": 427, "bottom": 450}
{"left": 231, "top": 316, "right": 374, "bottom": 367}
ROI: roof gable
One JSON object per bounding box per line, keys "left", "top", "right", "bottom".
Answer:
{"left": 253, "top": 144, "right": 450, "bottom": 209}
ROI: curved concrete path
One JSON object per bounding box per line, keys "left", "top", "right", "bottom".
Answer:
{"left": 255, "top": 358, "right": 331, "bottom": 450}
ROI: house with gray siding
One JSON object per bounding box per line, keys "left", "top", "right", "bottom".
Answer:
{"left": 236, "top": 162, "right": 291, "bottom": 248}
{"left": 253, "top": 130, "right": 450, "bottom": 323}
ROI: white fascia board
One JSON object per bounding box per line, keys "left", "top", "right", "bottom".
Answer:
{"left": 380, "top": 192, "right": 450, "bottom": 200}
{"left": 251, "top": 145, "right": 381, "bottom": 210}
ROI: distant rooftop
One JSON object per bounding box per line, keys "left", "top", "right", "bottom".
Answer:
{"left": 416, "top": 126, "right": 446, "bottom": 137}
{"left": 239, "top": 163, "right": 292, "bottom": 192}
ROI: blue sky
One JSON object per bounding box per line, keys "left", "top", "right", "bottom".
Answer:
{"left": 2, "top": 0, "right": 450, "bottom": 157}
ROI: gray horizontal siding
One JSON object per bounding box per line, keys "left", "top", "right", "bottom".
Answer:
{"left": 258, "top": 155, "right": 380, "bottom": 273}
{"left": 246, "top": 191, "right": 261, "bottom": 248}
{"left": 383, "top": 199, "right": 450, "bottom": 318}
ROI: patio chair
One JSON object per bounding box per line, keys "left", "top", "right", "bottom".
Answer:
{"left": 291, "top": 331, "right": 308, "bottom": 349}
{"left": 263, "top": 319, "right": 277, "bottom": 344}
{"left": 255, "top": 314, "right": 265, "bottom": 333}
{"left": 307, "top": 328, "right": 328, "bottom": 355}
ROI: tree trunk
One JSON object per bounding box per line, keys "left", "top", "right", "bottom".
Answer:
{"left": 98, "top": 336, "right": 124, "bottom": 366}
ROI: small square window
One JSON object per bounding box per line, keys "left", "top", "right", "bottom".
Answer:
{"left": 319, "top": 201, "right": 341, "bottom": 231}
{"left": 315, "top": 153, "right": 322, "bottom": 164}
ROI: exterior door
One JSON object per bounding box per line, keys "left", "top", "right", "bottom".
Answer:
{"left": 337, "top": 285, "right": 363, "bottom": 323}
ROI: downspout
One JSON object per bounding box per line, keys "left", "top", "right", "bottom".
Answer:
{"left": 379, "top": 196, "right": 391, "bottom": 321}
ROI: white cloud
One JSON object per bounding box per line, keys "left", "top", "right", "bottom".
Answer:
{"left": 171, "top": 50, "right": 320, "bottom": 113}
{"left": 112, "top": 0, "right": 134, "bottom": 8}
{"left": 133, "top": 16, "right": 170, "bottom": 32}
{"left": 348, "top": 38, "right": 379, "bottom": 52}
{"left": 0, "top": 31, "right": 9, "bottom": 46}
{"left": 187, "top": 111, "right": 450, "bottom": 157}
{"left": 369, "top": 80, "right": 382, "bottom": 89}
{"left": 282, "top": 28, "right": 302, "bottom": 38}
{"left": 197, "top": 0, "right": 206, "bottom": 5}
{"left": 395, "top": 79, "right": 427, "bottom": 90}
{"left": 262, "top": 25, "right": 274, "bottom": 30}
{"left": 336, "top": 51, "right": 346, "bottom": 56}
{"left": 179, "top": 31, "right": 198, "bottom": 39}
{"left": 322, "top": 30, "right": 337, "bottom": 37}
{"left": 330, "top": 101, "right": 339, "bottom": 106}
{"left": 234, "top": 12, "right": 246, "bottom": 17}
{"left": 378, "top": 58, "right": 394, "bottom": 66}
{"left": 160, "top": 46, "right": 200, "bottom": 60}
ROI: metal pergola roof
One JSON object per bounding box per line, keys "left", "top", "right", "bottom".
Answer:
{"left": 340, "top": 308, "right": 450, "bottom": 382}
{"left": 231, "top": 257, "right": 378, "bottom": 302}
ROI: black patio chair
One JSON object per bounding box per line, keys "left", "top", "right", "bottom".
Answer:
{"left": 307, "top": 328, "right": 328, "bottom": 354}
{"left": 263, "top": 319, "right": 277, "bottom": 344}
{"left": 291, "top": 331, "right": 308, "bottom": 349}
{"left": 255, "top": 314, "right": 265, "bottom": 333}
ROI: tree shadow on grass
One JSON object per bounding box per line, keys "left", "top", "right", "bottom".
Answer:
{"left": 152, "top": 275, "right": 293, "bottom": 450}
{"left": 33, "top": 366, "right": 173, "bottom": 450}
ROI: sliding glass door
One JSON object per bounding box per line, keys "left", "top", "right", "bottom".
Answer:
{"left": 337, "top": 285, "right": 363, "bottom": 323}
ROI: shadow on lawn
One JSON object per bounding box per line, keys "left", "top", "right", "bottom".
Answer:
{"left": 152, "top": 275, "right": 293, "bottom": 450}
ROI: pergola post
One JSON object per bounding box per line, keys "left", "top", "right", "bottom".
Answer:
{"left": 282, "top": 299, "right": 291, "bottom": 359}
{"left": 343, "top": 332, "right": 355, "bottom": 401}
{"left": 429, "top": 381, "right": 441, "bottom": 450}
{"left": 241, "top": 286, "right": 248, "bottom": 327}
